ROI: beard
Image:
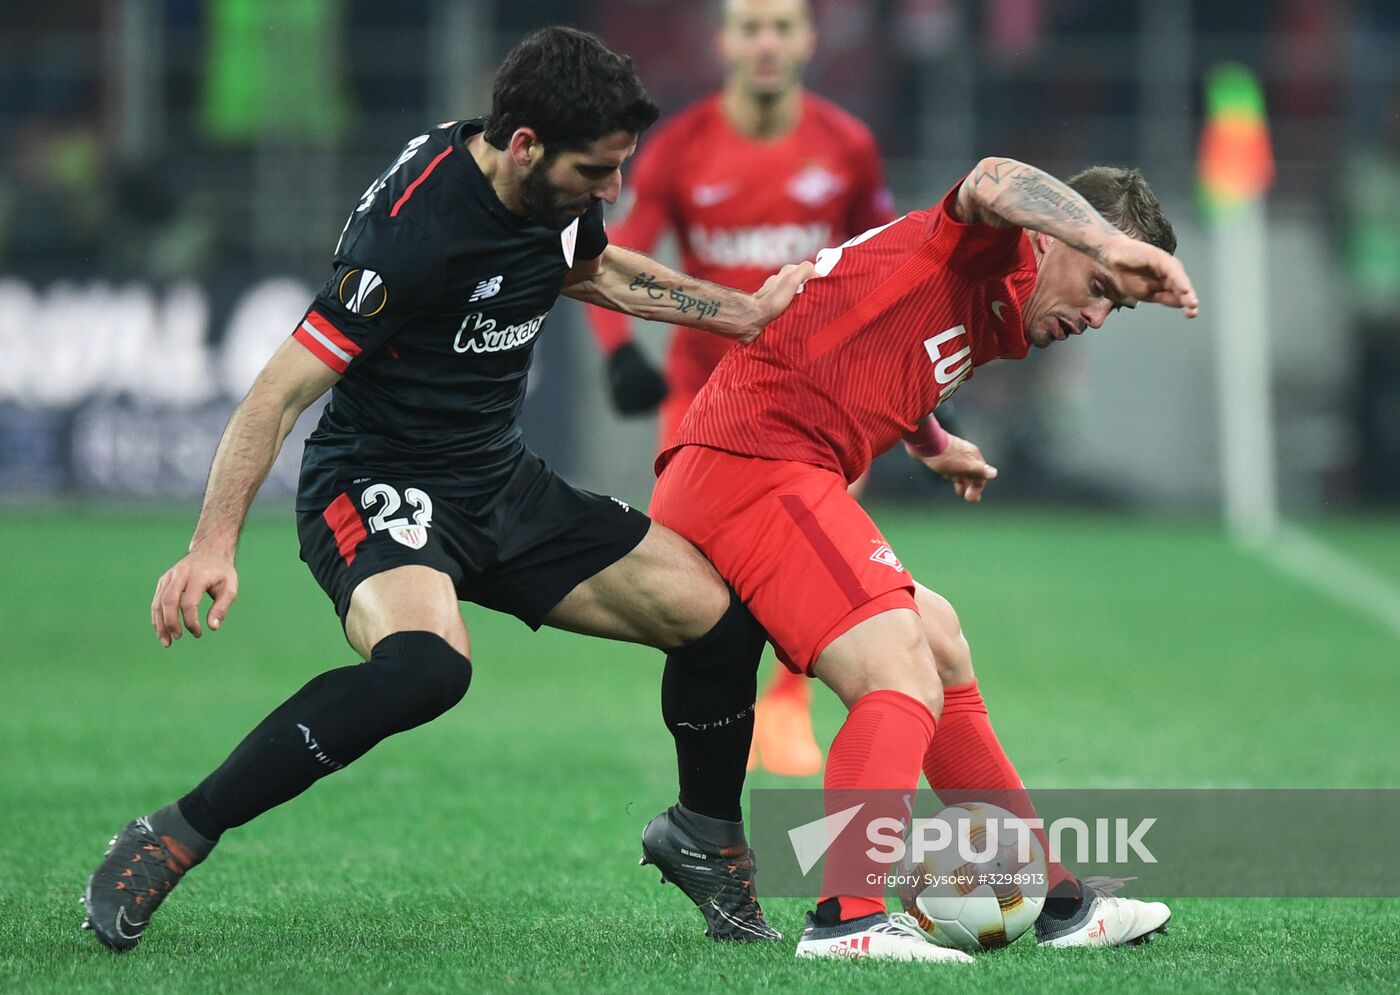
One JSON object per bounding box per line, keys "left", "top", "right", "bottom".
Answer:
{"left": 519, "top": 162, "right": 591, "bottom": 230}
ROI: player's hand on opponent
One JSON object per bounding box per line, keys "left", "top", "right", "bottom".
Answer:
{"left": 908, "top": 433, "right": 998, "bottom": 503}
{"left": 151, "top": 549, "right": 239, "bottom": 647}
{"left": 740, "top": 260, "right": 818, "bottom": 342}
{"left": 1100, "top": 233, "right": 1200, "bottom": 318}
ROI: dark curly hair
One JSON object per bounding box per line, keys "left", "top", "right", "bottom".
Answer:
{"left": 483, "top": 27, "right": 661, "bottom": 155}
{"left": 1068, "top": 166, "right": 1178, "bottom": 255}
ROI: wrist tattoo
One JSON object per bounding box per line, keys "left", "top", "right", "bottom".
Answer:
{"left": 669, "top": 288, "right": 721, "bottom": 319}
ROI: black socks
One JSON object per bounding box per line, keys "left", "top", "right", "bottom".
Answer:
{"left": 661, "top": 588, "right": 766, "bottom": 822}
{"left": 177, "top": 631, "right": 471, "bottom": 841}
{"left": 1039, "top": 877, "right": 1086, "bottom": 921}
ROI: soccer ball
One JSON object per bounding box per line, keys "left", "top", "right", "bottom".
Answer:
{"left": 895, "top": 802, "right": 1047, "bottom": 952}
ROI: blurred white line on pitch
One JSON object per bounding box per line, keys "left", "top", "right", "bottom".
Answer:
{"left": 1259, "top": 525, "right": 1400, "bottom": 643}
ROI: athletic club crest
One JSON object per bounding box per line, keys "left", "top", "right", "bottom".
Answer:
{"left": 389, "top": 524, "right": 428, "bottom": 550}
{"left": 561, "top": 217, "right": 579, "bottom": 267}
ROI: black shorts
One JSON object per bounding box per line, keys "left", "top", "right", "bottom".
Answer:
{"left": 296, "top": 452, "right": 651, "bottom": 628}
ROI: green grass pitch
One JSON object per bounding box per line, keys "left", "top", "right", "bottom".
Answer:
{"left": 3, "top": 506, "right": 1398, "bottom": 993}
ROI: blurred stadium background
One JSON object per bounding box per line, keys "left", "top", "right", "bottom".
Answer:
{"left": 3, "top": 0, "right": 1399, "bottom": 515}
{"left": 4, "top": 4, "right": 1400, "bottom": 991}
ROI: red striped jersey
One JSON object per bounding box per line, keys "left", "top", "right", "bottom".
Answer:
{"left": 659, "top": 183, "right": 1035, "bottom": 483}
{"left": 586, "top": 92, "right": 895, "bottom": 397}
{"left": 292, "top": 118, "right": 607, "bottom": 508}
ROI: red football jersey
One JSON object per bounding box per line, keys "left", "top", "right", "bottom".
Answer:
{"left": 588, "top": 92, "right": 895, "bottom": 395}
{"left": 660, "top": 183, "right": 1037, "bottom": 483}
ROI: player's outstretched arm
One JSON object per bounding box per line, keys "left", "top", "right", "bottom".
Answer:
{"left": 563, "top": 245, "right": 814, "bottom": 343}
{"left": 151, "top": 340, "right": 338, "bottom": 648}
{"left": 956, "top": 158, "right": 1199, "bottom": 318}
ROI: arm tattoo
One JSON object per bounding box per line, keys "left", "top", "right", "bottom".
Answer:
{"left": 629, "top": 272, "right": 666, "bottom": 300}
{"left": 668, "top": 287, "right": 721, "bottom": 319}
{"left": 972, "top": 159, "right": 1117, "bottom": 259}
{"left": 629, "top": 272, "right": 721, "bottom": 319}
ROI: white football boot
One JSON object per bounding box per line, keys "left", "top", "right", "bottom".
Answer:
{"left": 795, "top": 911, "right": 976, "bottom": 963}
{"left": 1035, "top": 878, "right": 1171, "bottom": 948}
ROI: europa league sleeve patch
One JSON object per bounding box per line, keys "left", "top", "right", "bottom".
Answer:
{"left": 337, "top": 267, "right": 388, "bottom": 317}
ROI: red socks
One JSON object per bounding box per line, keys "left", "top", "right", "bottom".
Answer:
{"left": 922, "top": 680, "right": 1073, "bottom": 890}
{"left": 819, "top": 689, "right": 936, "bottom": 922}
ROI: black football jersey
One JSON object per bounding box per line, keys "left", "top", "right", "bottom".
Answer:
{"left": 293, "top": 118, "right": 608, "bottom": 508}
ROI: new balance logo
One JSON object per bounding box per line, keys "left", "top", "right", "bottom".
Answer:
{"left": 469, "top": 275, "right": 503, "bottom": 302}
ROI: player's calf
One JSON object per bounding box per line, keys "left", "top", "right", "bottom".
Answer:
{"left": 82, "top": 632, "right": 471, "bottom": 950}
{"left": 914, "top": 583, "right": 975, "bottom": 686}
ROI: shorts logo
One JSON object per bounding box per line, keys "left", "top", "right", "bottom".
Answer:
{"left": 388, "top": 524, "right": 428, "bottom": 550}
{"left": 610, "top": 496, "right": 631, "bottom": 513}
{"left": 870, "top": 544, "right": 903, "bottom": 572}
{"left": 338, "top": 268, "right": 388, "bottom": 317}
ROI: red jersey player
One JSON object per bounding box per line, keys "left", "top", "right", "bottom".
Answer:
{"left": 643, "top": 157, "right": 1198, "bottom": 960}
{"left": 588, "top": 0, "right": 895, "bottom": 776}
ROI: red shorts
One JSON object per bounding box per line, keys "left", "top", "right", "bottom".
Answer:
{"left": 650, "top": 446, "right": 916, "bottom": 675}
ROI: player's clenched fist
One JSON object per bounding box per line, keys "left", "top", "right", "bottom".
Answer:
{"left": 151, "top": 552, "right": 239, "bottom": 647}
{"left": 910, "top": 433, "right": 999, "bottom": 504}
{"left": 743, "top": 261, "right": 818, "bottom": 342}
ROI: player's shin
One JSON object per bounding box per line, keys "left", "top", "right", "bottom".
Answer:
{"left": 83, "top": 632, "right": 470, "bottom": 951}
{"left": 921, "top": 680, "right": 1075, "bottom": 894}
{"left": 177, "top": 631, "right": 471, "bottom": 841}
{"left": 659, "top": 587, "right": 764, "bottom": 822}
{"left": 817, "top": 690, "right": 936, "bottom": 924}
{"left": 648, "top": 590, "right": 780, "bottom": 942}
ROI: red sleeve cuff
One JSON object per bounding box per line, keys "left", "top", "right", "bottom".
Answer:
{"left": 292, "top": 310, "right": 360, "bottom": 374}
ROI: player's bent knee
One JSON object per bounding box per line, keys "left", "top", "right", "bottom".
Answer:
{"left": 366, "top": 631, "right": 473, "bottom": 730}
{"left": 869, "top": 626, "right": 942, "bottom": 716}
{"left": 917, "top": 587, "right": 975, "bottom": 685}
{"left": 633, "top": 525, "right": 732, "bottom": 646}
{"left": 853, "top": 652, "right": 942, "bottom": 718}
{"left": 820, "top": 610, "right": 943, "bottom": 716}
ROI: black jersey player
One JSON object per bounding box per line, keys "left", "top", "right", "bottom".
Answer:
{"left": 82, "top": 27, "right": 812, "bottom": 952}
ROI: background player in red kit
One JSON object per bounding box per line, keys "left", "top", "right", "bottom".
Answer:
{"left": 587, "top": 0, "right": 895, "bottom": 776}
{"left": 645, "top": 157, "right": 1199, "bottom": 960}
